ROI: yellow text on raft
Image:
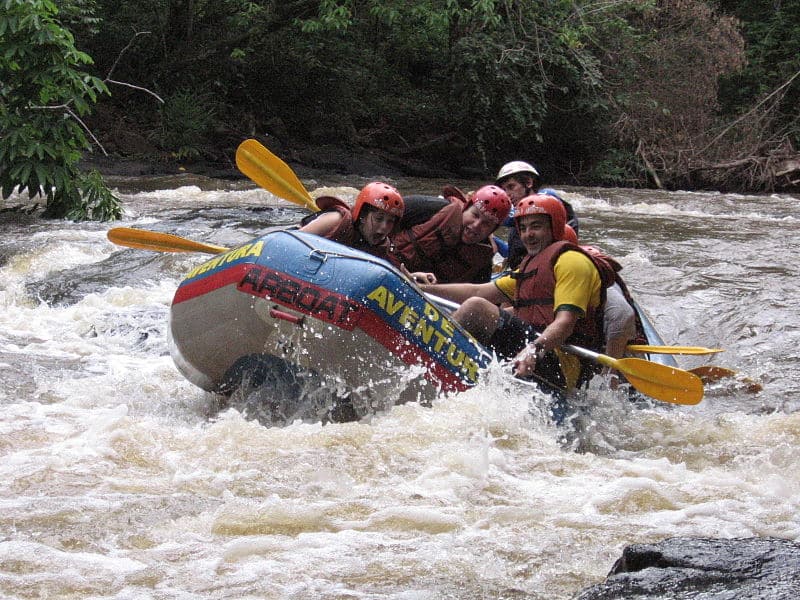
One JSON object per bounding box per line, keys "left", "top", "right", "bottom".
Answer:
{"left": 183, "top": 241, "right": 265, "bottom": 281}
{"left": 366, "top": 285, "right": 480, "bottom": 383}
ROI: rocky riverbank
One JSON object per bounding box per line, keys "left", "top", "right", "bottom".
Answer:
{"left": 576, "top": 536, "right": 800, "bottom": 599}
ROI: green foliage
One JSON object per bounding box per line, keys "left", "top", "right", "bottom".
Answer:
{"left": 285, "top": 0, "right": 616, "bottom": 170}
{"left": 156, "top": 90, "right": 217, "bottom": 160}
{"left": 586, "top": 0, "right": 746, "bottom": 188}
{"left": 0, "top": 0, "right": 121, "bottom": 220}
{"left": 5, "top": 0, "right": 783, "bottom": 193}
{"left": 55, "top": 0, "right": 102, "bottom": 34}
{"left": 717, "top": 0, "right": 800, "bottom": 146}
{"left": 44, "top": 167, "right": 122, "bottom": 220}
{"left": 591, "top": 149, "right": 641, "bottom": 187}
{"left": 297, "top": 0, "right": 352, "bottom": 32}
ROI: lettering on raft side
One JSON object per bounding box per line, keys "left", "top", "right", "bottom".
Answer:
{"left": 183, "top": 241, "right": 265, "bottom": 281}
{"left": 366, "top": 285, "right": 480, "bottom": 383}
{"left": 237, "top": 265, "right": 362, "bottom": 329}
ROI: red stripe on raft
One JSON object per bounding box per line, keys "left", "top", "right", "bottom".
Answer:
{"left": 236, "top": 265, "right": 363, "bottom": 330}
{"left": 172, "top": 264, "right": 251, "bottom": 305}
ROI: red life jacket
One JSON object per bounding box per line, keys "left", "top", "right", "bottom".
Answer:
{"left": 390, "top": 196, "right": 493, "bottom": 283}
{"left": 511, "top": 241, "right": 615, "bottom": 351}
{"left": 305, "top": 197, "right": 393, "bottom": 260}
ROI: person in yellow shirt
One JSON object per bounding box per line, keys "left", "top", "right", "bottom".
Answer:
{"left": 418, "top": 194, "right": 614, "bottom": 409}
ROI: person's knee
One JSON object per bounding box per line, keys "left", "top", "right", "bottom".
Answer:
{"left": 454, "top": 296, "right": 492, "bottom": 323}
{"left": 460, "top": 296, "right": 494, "bottom": 313}
{"left": 454, "top": 298, "right": 499, "bottom": 342}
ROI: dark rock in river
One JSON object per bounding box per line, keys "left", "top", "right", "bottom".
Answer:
{"left": 575, "top": 537, "right": 800, "bottom": 599}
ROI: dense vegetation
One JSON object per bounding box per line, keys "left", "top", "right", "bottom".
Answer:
{"left": 2, "top": 0, "right": 799, "bottom": 220}
{"left": 1, "top": 0, "right": 121, "bottom": 218}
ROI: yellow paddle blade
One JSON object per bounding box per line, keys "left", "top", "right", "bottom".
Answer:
{"left": 627, "top": 344, "right": 724, "bottom": 355}
{"left": 107, "top": 227, "right": 229, "bottom": 255}
{"left": 595, "top": 354, "right": 704, "bottom": 405}
{"left": 235, "top": 139, "right": 318, "bottom": 212}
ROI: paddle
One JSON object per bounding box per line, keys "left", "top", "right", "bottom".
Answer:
{"left": 424, "top": 293, "right": 703, "bottom": 406}
{"left": 106, "top": 227, "right": 229, "bottom": 255}
{"left": 689, "top": 365, "right": 737, "bottom": 381}
{"left": 235, "top": 139, "right": 319, "bottom": 213}
{"left": 564, "top": 344, "right": 703, "bottom": 405}
{"left": 689, "top": 365, "right": 762, "bottom": 393}
{"left": 627, "top": 344, "right": 723, "bottom": 355}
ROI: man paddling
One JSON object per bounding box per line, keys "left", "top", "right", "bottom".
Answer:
{"left": 562, "top": 224, "right": 639, "bottom": 361}
{"left": 417, "top": 194, "right": 616, "bottom": 420}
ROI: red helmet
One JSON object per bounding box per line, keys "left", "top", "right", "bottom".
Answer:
{"left": 469, "top": 185, "right": 511, "bottom": 225}
{"left": 352, "top": 182, "right": 404, "bottom": 223}
{"left": 514, "top": 194, "right": 567, "bottom": 241}
{"left": 563, "top": 224, "right": 579, "bottom": 244}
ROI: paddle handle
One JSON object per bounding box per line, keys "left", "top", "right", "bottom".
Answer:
{"left": 627, "top": 344, "right": 723, "bottom": 355}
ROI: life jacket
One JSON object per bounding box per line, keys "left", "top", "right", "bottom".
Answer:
{"left": 580, "top": 244, "right": 648, "bottom": 345}
{"left": 390, "top": 192, "right": 493, "bottom": 283}
{"left": 301, "top": 197, "right": 393, "bottom": 260}
{"left": 511, "top": 241, "right": 616, "bottom": 351}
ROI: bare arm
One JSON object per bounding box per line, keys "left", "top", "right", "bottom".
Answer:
{"left": 535, "top": 309, "right": 579, "bottom": 352}
{"left": 418, "top": 280, "right": 506, "bottom": 305}
{"left": 398, "top": 264, "right": 437, "bottom": 285}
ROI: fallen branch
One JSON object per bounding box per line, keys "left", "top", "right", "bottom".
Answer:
{"left": 637, "top": 139, "right": 663, "bottom": 189}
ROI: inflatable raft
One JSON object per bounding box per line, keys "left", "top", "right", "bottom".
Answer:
{"left": 168, "top": 230, "right": 491, "bottom": 422}
{"left": 168, "top": 229, "right": 677, "bottom": 423}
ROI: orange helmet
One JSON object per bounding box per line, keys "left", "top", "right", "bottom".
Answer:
{"left": 352, "top": 182, "right": 404, "bottom": 223}
{"left": 563, "top": 224, "right": 579, "bottom": 244}
{"left": 469, "top": 185, "right": 511, "bottom": 225}
{"left": 514, "top": 194, "right": 567, "bottom": 241}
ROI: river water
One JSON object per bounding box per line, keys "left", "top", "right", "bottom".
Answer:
{"left": 1, "top": 173, "right": 799, "bottom": 599}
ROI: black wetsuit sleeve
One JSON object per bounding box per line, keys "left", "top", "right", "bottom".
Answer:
{"left": 395, "top": 195, "right": 449, "bottom": 230}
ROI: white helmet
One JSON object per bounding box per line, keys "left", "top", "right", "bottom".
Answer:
{"left": 496, "top": 160, "right": 540, "bottom": 184}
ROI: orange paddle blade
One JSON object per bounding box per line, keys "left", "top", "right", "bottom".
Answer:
{"left": 107, "top": 227, "right": 229, "bottom": 255}
{"left": 235, "top": 139, "right": 318, "bottom": 212}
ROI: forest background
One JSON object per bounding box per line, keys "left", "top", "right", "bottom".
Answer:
{"left": 2, "top": 0, "right": 799, "bottom": 219}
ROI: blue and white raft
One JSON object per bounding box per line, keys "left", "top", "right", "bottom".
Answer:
{"left": 168, "top": 230, "right": 491, "bottom": 421}
{"left": 168, "top": 230, "right": 675, "bottom": 423}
